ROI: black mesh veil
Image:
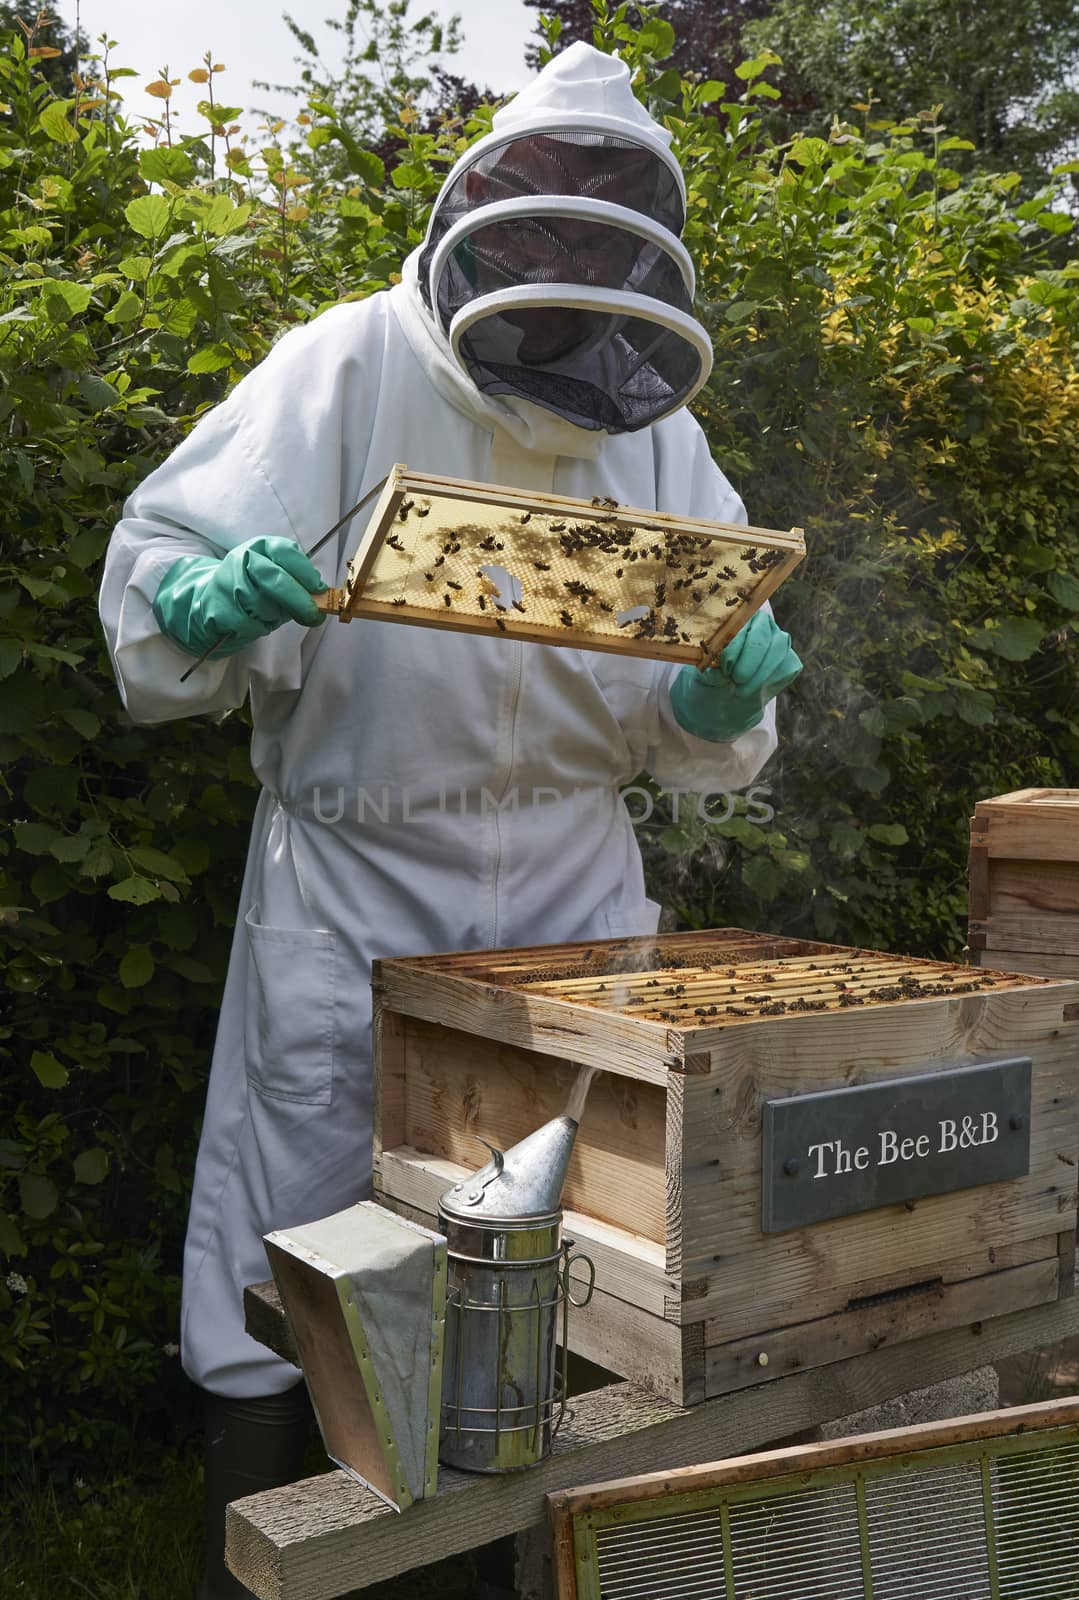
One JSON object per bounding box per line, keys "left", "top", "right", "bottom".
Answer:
{"left": 421, "top": 129, "right": 711, "bottom": 433}
{"left": 418, "top": 131, "right": 685, "bottom": 310}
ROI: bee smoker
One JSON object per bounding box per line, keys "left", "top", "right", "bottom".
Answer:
{"left": 437, "top": 1115, "right": 595, "bottom": 1473}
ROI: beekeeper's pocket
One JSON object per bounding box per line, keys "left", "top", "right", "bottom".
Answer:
{"left": 243, "top": 906, "right": 336, "bottom": 1105}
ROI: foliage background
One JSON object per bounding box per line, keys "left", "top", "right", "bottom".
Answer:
{"left": 0, "top": 0, "right": 1075, "bottom": 1551}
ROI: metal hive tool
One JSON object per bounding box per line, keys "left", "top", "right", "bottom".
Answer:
{"left": 314, "top": 464, "right": 806, "bottom": 666}
{"left": 549, "top": 1396, "right": 1079, "bottom": 1600}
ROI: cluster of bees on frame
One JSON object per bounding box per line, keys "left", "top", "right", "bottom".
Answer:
{"left": 369, "top": 491, "right": 786, "bottom": 650}
{"left": 512, "top": 947, "right": 998, "bottom": 1024}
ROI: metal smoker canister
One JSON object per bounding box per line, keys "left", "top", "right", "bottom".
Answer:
{"left": 438, "top": 1115, "right": 595, "bottom": 1473}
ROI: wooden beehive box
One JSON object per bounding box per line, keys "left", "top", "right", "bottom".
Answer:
{"left": 372, "top": 930, "right": 1079, "bottom": 1407}
{"left": 968, "top": 789, "right": 1079, "bottom": 980}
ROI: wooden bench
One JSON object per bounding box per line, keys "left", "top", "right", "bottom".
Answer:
{"left": 228, "top": 1272, "right": 1079, "bottom": 1600}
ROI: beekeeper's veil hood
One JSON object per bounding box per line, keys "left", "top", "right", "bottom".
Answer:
{"left": 413, "top": 42, "right": 713, "bottom": 437}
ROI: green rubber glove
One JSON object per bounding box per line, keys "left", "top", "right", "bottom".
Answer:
{"left": 670, "top": 610, "right": 802, "bottom": 742}
{"left": 153, "top": 536, "right": 327, "bottom": 659}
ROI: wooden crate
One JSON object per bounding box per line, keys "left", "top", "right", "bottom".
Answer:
{"left": 968, "top": 788, "right": 1079, "bottom": 979}
{"left": 373, "top": 930, "right": 1079, "bottom": 1407}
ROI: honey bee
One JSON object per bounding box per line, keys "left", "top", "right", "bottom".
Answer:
{"left": 533, "top": 560, "right": 550, "bottom": 571}
{"left": 549, "top": 522, "right": 566, "bottom": 532}
{"left": 512, "top": 600, "right": 526, "bottom": 613}
{"left": 560, "top": 610, "right": 574, "bottom": 627}
{"left": 391, "top": 597, "right": 407, "bottom": 607}
{"left": 416, "top": 505, "right": 430, "bottom": 518}
{"left": 447, "top": 580, "right": 462, "bottom": 591}
{"left": 478, "top": 594, "right": 487, "bottom": 610}
{"left": 495, "top": 615, "right": 507, "bottom": 631}
{"left": 443, "top": 594, "right": 452, "bottom": 607}
{"left": 519, "top": 512, "right": 532, "bottom": 525}
{"left": 434, "top": 555, "right": 445, "bottom": 567}
{"left": 397, "top": 499, "right": 414, "bottom": 521}
{"left": 386, "top": 534, "right": 405, "bottom": 552}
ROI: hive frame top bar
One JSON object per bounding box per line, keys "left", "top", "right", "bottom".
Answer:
{"left": 376, "top": 927, "right": 1054, "bottom": 1038}
{"left": 315, "top": 465, "right": 806, "bottom": 666}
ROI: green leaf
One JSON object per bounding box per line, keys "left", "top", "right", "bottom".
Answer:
{"left": 73, "top": 1148, "right": 109, "bottom": 1185}
{"left": 139, "top": 146, "right": 196, "bottom": 185}
{"left": 80, "top": 843, "right": 115, "bottom": 880}
{"left": 107, "top": 876, "right": 162, "bottom": 905}
{"left": 204, "top": 195, "right": 252, "bottom": 236}
{"left": 42, "top": 280, "right": 92, "bottom": 320}
{"left": 742, "top": 854, "right": 786, "bottom": 901}
{"left": 77, "top": 374, "right": 121, "bottom": 412}
{"left": 125, "top": 195, "right": 172, "bottom": 239}
{"left": 31, "top": 1051, "right": 69, "bottom": 1089}
{"left": 639, "top": 17, "right": 676, "bottom": 56}
{"left": 38, "top": 98, "right": 79, "bottom": 144}
{"left": 14, "top": 822, "right": 59, "bottom": 856}
{"left": 789, "top": 137, "right": 830, "bottom": 168}
{"left": 119, "top": 254, "right": 152, "bottom": 282}
{"left": 62, "top": 709, "right": 101, "bottom": 739}
{"left": 104, "top": 289, "right": 142, "bottom": 325}
{"left": 1048, "top": 571, "right": 1079, "bottom": 611}
{"left": 119, "top": 945, "right": 155, "bottom": 989}
{"left": 828, "top": 822, "right": 863, "bottom": 857}
{"left": 972, "top": 617, "right": 1045, "bottom": 661}
{"left": 0, "top": 1212, "right": 26, "bottom": 1258}
{"left": 186, "top": 344, "right": 234, "bottom": 374}
{"left": 867, "top": 823, "right": 908, "bottom": 846}
{"left": 19, "top": 1174, "right": 59, "bottom": 1219}
{"left": 49, "top": 835, "right": 91, "bottom": 863}
{"left": 0, "top": 640, "right": 21, "bottom": 678}
{"left": 128, "top": 845, "right": 189, "bottom": 883}
{"left": 735, "top": 54, "right": 777, "bottom": 83}
{"left": 1036, "top": 211, "right": 1073, "bottom": 236}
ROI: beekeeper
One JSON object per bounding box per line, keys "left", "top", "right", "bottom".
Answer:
{"left": 100, "top": 40, "right": 801, "bottom": 1598}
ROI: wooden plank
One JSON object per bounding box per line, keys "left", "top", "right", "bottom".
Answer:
{"left": 984, "top": 857, "right": 1079, "bottom": 919}
{"left": 968, "top": 837, "right": 990, "bottom": 926}
{"left": 371, "top": 999, "right": 406, "bottom": 1156}
{"left": 973, "top": 947, "right": 1079, "bottom": 978}
{"left": 703, "top": 1256, "right": 1060, "bottom": 1395}
{"left": 394, "top": 1017, "right": 669, "bottom": 1245}
{"left": 230, "top": 1284, "right": 1079, "bottom": 1600}
{"left": 978, "top": 916, "right": 1079, "bottom": 956}
{"left": 548, "top": 1393, "right": 1079, "bottom": 1515}
{"left": 671, "top": 988, "right": 1079, "bottom": 1335}
{"left": 695, "top": 1235, "right": 1057, "bottom": 1338}
{"left": 376, "top": 965, "right": 683, "bottom": 1084}
{"left": 375, "top": 1147, "right": 675, "bottom": 1315}
{"left": 977, "top": 803, "right": 1079, "bottom": 861}
{"left": 549, "top": 1498, "right": 579, "bottom": 1600}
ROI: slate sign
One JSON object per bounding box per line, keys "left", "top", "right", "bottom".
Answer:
{"left": 762, "top": 1057, "right": 1032, "bottom": 1234}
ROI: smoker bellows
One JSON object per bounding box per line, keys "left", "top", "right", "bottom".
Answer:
{"left": 372, "top": 928, "right": 1079, "bottom": 1406}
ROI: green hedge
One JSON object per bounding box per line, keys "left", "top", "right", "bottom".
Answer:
{"left": 1, "top": 13, "right": 1076, "bottom": 1473}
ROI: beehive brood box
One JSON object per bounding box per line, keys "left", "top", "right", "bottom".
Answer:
{"left": 969, "top": 788, "right": 1079, "bottom": 980}
{"left": 372, "top": 930, "right": 1079, "bottom": 1406}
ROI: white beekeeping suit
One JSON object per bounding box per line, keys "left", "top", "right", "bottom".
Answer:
{"left": 100, "top": 40, "right": 789, "bottom": 1600}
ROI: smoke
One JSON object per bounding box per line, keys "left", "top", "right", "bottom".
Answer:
{"left": 563, "top": 1063, "right": 596, "bottom": 1125}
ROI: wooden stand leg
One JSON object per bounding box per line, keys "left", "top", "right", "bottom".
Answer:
{"left": 515, "top": 1521, "right": 554, "bottom": 1600}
